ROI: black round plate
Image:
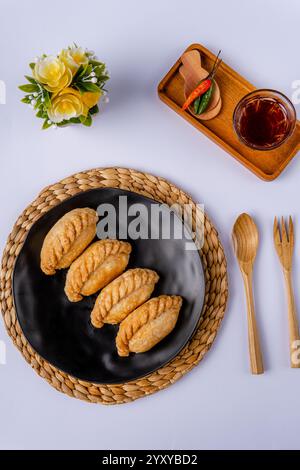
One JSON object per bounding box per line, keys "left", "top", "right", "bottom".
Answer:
{"left": 13, "top": 188, "right": 205, "bottom": 384}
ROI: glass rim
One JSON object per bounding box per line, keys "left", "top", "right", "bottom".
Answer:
{"left": 233, "top": 89, "right": 297, "bottom": 151}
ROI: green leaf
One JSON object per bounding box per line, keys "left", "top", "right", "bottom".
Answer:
{"left": 79, "top": 65, "right": 89, "bottom": 78}
{"left": 80, "top": 82, "right": 101, "bottom": 93}
{"left": 82, "top": 114, "right": 93, "bottom": 127}
{"left": 43, "top": 91, "right": 51, "bottom": 108}
{"left": 69, "top": 117, "right": 81, "bottom": 124}
{"left": 21, "top": 96, "right": 31, "bottom": 104}
{"left": 84, "top": 64, "right": 93, "bottom": 76}
{"left": 80, "top": 114, "right": 92, "bottom": 126}
{"left": 94, "top": 64, "right": 106, "bottom": 75}
{"left": 72, "top": 66, "right": 90, "bottom": 85}
{"left": 25, "top": 75, "right": 37, "bottom": 84}
{"left": 42, "top": 119, "right": 52, "bottom": 130}
{"left": 84, "top": 116, "right": 93, "bottom": 127}
{"left": 19, "top": 84, "right": 39, "bottom": 93}
{"left": 36, "top": 107, "right": 48, "bottom": 118}
{"left": 98, "top": 75, "right": 110, "bottom": 82}
{"left": 29, "top": 63, "right": 35, "bottom": 70}
{"left": 56, "top": 118, "right": 81, "bottom": 127}
{"left": 72, "top": 64, "right": 85, "bottom": 81}
{"left": 89, "top": 104, "right": 99, "bottom": 115}
{"left": 89, "top": 59, "right": 104, "bottom": 67}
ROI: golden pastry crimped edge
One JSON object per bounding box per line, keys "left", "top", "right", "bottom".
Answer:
{"left": 116, "top": 295, "right": 182, "bottom": 357}
{"left": 91, "top": 268, "right": 159, "bottom": 328}
{"left": 64, "top": 239, "right": 132, "bottom": 302}
{"left": 40, "top": 207, "right": 98, "bottom": 275}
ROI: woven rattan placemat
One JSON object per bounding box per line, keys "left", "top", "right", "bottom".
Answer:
{"left": 0, "top": 167, "right": 228, "bottom": 404}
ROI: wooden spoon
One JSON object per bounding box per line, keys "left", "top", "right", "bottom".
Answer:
{"left": 179, "top": 50, "right": 221, "bottom": 119}
{"left": 181, "top": 50, "right": 206, "bottom": 84}
{"left": 232, "top": 213, "right": 264, "bottom": 375}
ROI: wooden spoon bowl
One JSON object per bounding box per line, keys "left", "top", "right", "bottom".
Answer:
{"left": 232, "top": 213, "right": 259, "bottom": 266}
{"left": 179, "top": 50, "right": 222, "bottom": 120}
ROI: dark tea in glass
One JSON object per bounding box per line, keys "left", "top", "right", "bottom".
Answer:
{"left": 233, "top": 90, "right": 296, "bottom": 151}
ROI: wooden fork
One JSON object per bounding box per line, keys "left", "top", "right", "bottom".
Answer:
{"left": 273, "top": 216, "right": 300, "bottom": 368}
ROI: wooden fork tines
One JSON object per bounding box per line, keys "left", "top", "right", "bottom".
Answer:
{"left": 273, "top": 216, "right": 294, "bottom": 270}
{"left": 273, "top": 216, "right": 300, "bottom": 368}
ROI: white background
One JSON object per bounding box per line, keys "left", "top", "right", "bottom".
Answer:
{"left": 0, "top": 0, "right": 300, "bottom": 450}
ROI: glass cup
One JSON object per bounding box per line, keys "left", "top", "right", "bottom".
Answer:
{"left": 233, "top": 89, "right": 296, "bottom": 151}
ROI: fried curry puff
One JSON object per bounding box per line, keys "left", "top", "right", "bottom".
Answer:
{"left": 116, "top": 295, "right": 182, "bottom": 356}
{"left": 40, "top": 208, "right": 98, "bottom": 275}
{"left": 65, "top": 239, "right": 132, "bottom": 302}
{"left": 91, "top": 268, "right": 159, "bottom": 328}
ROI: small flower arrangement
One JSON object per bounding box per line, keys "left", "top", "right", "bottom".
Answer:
{"left": 19, "top": 44, "right": 109, "bottom": 129}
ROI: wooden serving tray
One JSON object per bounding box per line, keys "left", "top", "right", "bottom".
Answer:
{"left": 158, "top": 43, "right": 300, "bottom": 181}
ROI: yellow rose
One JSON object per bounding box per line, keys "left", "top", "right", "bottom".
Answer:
{"left": 33, "top": 55, "right": 72, "bottom": 94}
{"left": 81, "top": 91, "right": 102, "bottom": 108}
{"left": 59, "top": 46, "right": 89, "bottom": 74}
{"left": 47, "top": 88, "right": 88, "bottom": 123}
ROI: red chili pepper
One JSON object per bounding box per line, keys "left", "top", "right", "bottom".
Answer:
{"left": 182, "top": 79, "right": 212, "bottom": 111}
{"left": 182, "top": 50, "right": 222, "bottom": 111}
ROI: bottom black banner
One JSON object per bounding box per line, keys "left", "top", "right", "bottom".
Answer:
{"left": 0, "top": 450, "right": 299, "bottom": 463}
